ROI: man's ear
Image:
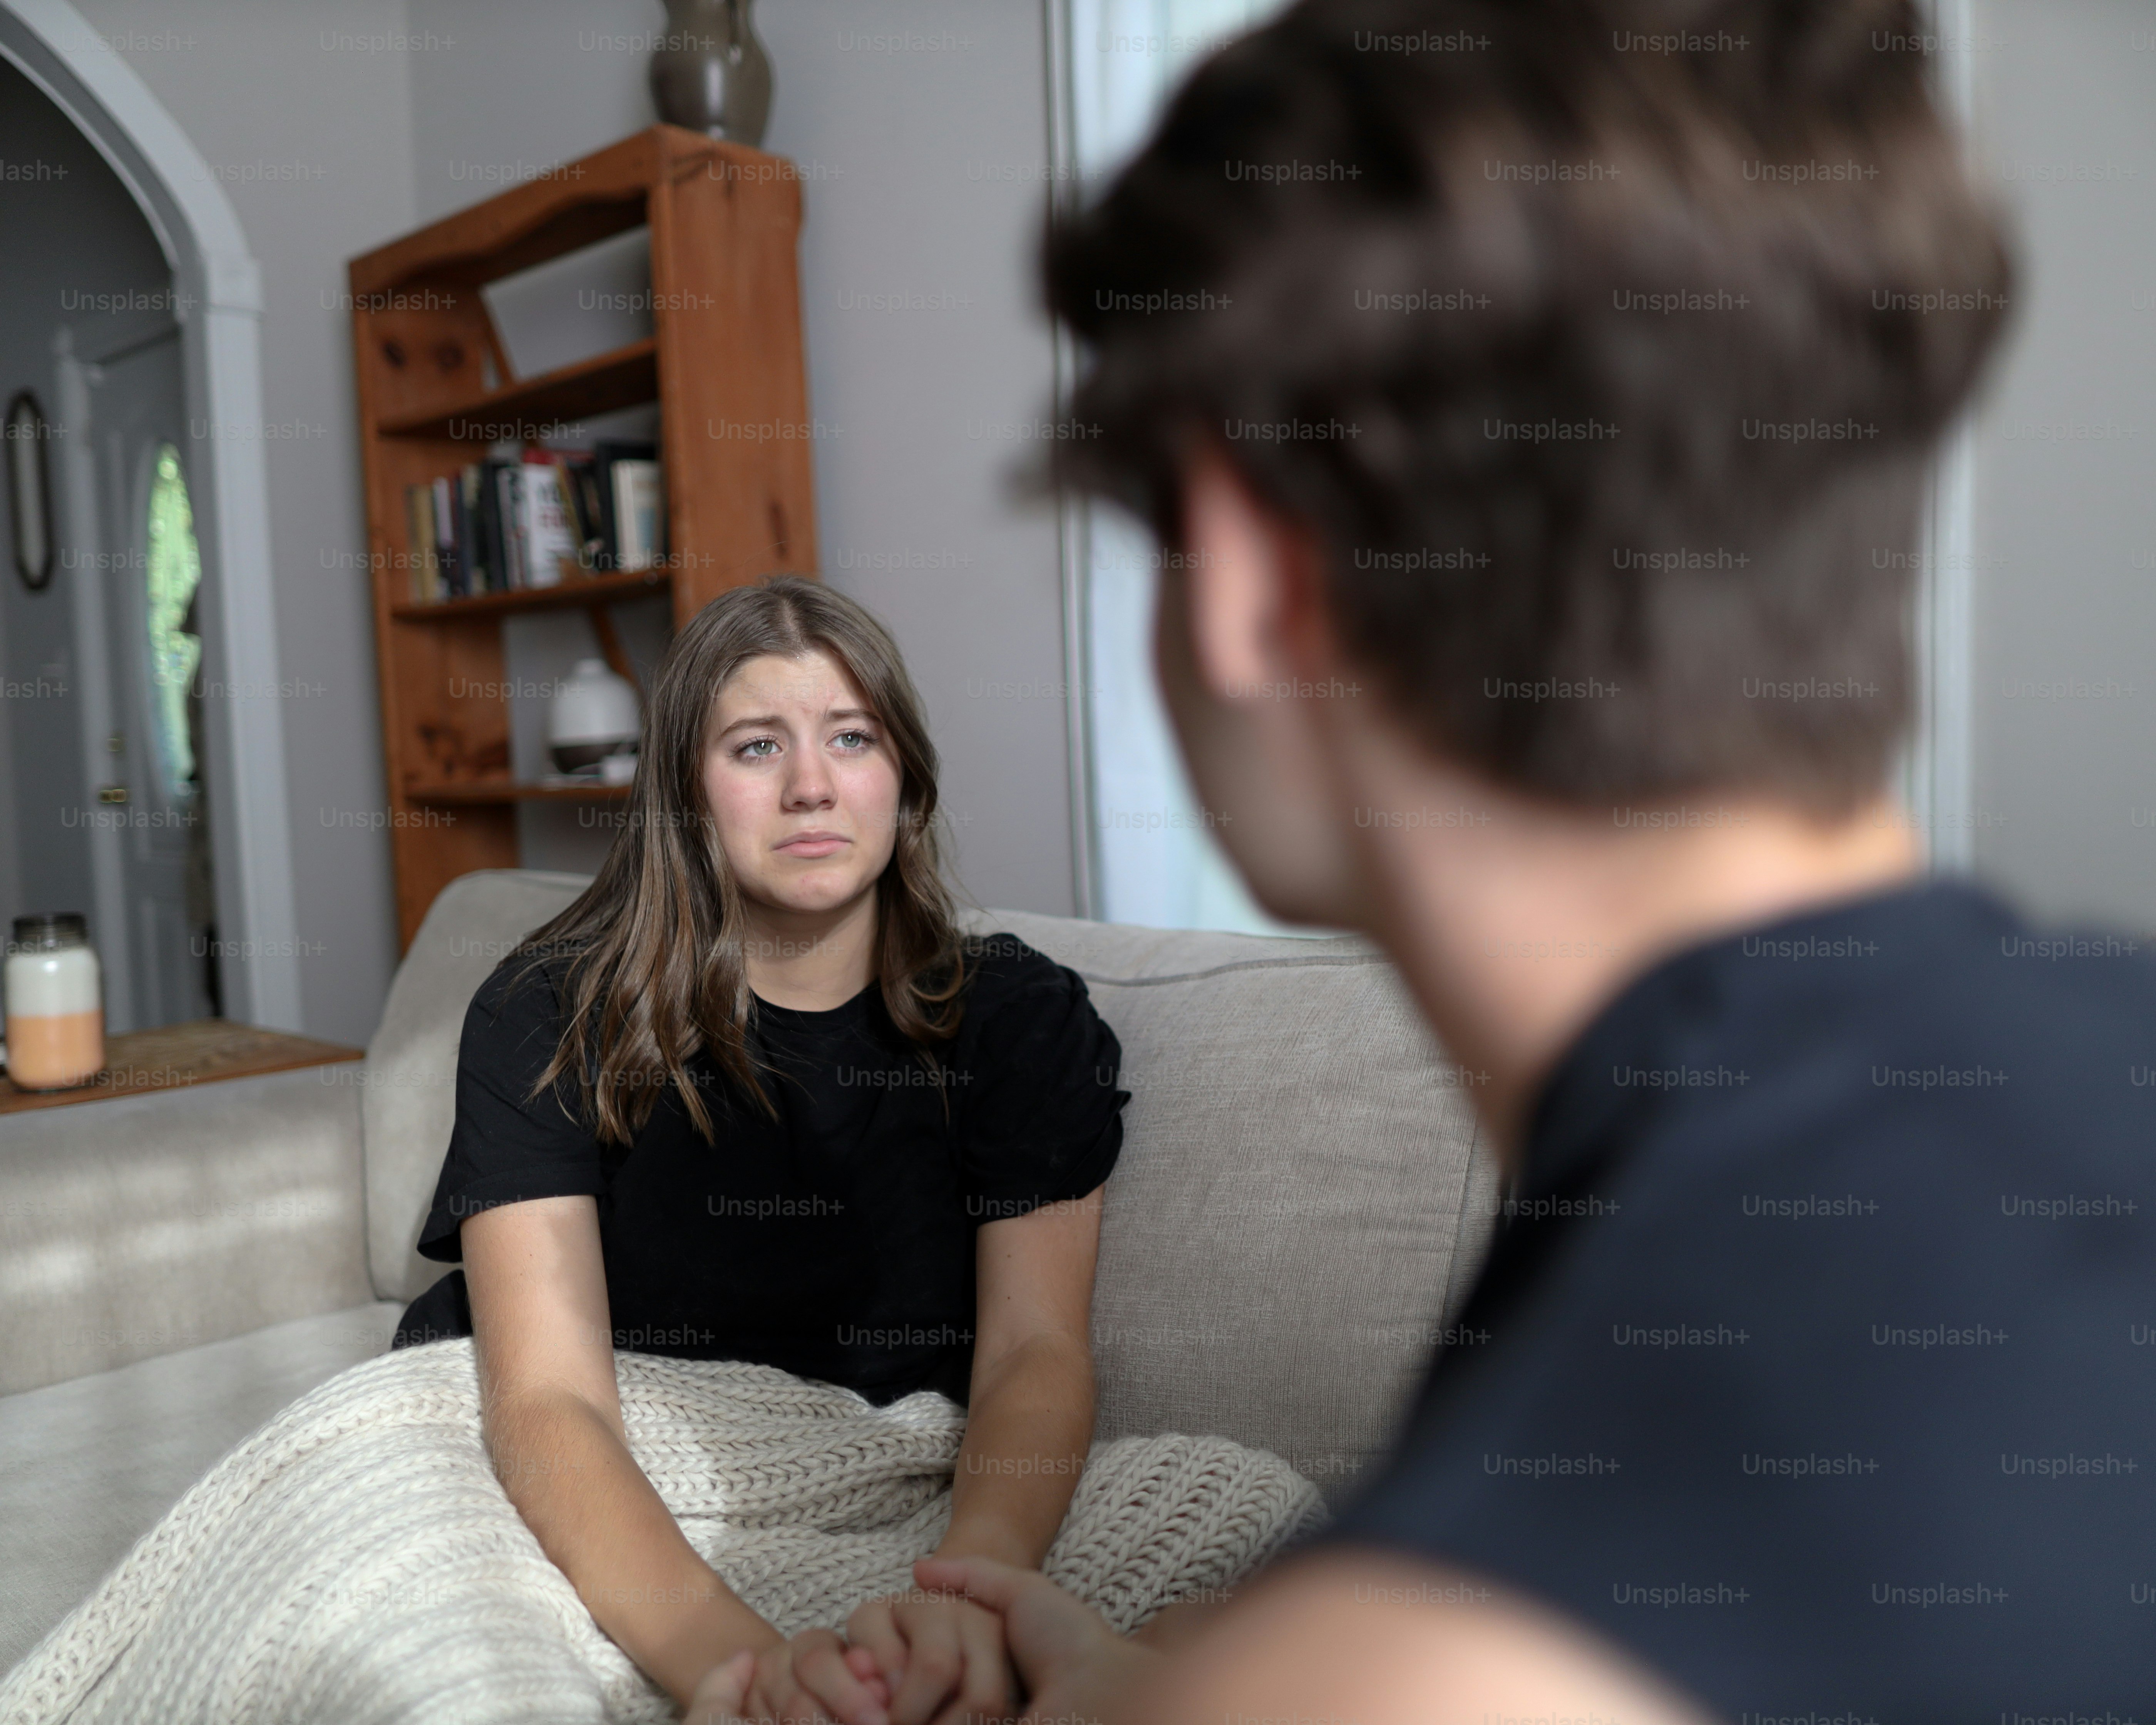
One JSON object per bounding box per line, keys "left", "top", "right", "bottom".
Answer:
{"left": 1181, "top": 449, "right": 1329, "bottom": 700}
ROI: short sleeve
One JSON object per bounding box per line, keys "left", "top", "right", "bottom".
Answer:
{"left": 958, "top": 940, "right": 1128, "bottom": 1221}
{"left": 415, "top": 960, "right": 606, "bottom": 1262}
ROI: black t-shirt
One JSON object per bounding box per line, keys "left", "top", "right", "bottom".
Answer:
{"left": 394, "top": 933, "right": 1126, "bottom": 1406}
{"left": 1325, "top": 881, "right": 2156, "bottom": 1715}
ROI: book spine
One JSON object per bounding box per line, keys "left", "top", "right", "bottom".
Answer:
{"left": 460, "top": 464, "right": 488, "bottom": 593}
{"left": 454, "top": 482, "right": 472, "bottom": 598}
{"left": 553, "top": 454, "right": 599, "bottom": 576}
{"left": 405, "top": 483, "right": 432, "bottom": 603}
{"left": 473, "top": 461, "right": 497, "bottom": 596}
{"left": 488, "top": 460, "right": 511, "bottom": 592}
{"left": 521, "top": 456, "right": 572, "bottom": 588}
{"left": 568, "top": 457, "right": 605, "bottom": 573}
{"left": 612, "top": 461, "right": 664, "bottom": 572}
{"left": 431, "top": 475, "right": 458, "bottom": 598}
{"left": 549, "top": 462, "right": 581, "bottom": 584}
{"left": 594, "top": 451, "right": 623, "bottom": 571}
{"left": 497, "top": 465, "right": 525, "bottom": 590}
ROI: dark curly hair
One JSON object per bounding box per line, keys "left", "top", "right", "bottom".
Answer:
{"left": 1045, "top": 0, "right": 2013, "bottom": 814}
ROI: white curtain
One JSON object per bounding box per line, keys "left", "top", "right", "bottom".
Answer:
{"left": 1067, "top": 0, "right": 1299, "bottom": 933}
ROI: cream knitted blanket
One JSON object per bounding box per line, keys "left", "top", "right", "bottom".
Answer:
{"left": 0, "top": 1340, "right": 1325, "bottom": 1725}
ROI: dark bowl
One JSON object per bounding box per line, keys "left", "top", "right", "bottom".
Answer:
{"left": 550, "top": 740, "right": 633, "bottom": 774}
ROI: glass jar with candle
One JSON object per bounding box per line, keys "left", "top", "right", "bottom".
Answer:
{"left": 5, "top": 913, "right": 104, "bottom": 1091}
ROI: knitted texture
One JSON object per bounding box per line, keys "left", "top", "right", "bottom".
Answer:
{"left": 0, "top": 1341, "right": 1326, "bottom": 1724}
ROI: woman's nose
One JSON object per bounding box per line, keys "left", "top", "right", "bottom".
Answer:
{"left": 782, "top": 761, "right": 835, "bottom": 808}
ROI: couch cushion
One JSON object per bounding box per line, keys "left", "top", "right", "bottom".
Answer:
{"left": 0, "top": 1066, "right": 374, "bottom": 1396}
{"left": 0, "top": 1300, "right": 405, "bottom": 1673}
{"left": 367, "top": 873, "right": 1498, "bottom": 1503}
{"left": 971, "top": 910, "right": 1496, "bottom": 1503}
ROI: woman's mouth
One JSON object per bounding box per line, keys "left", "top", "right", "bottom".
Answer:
{"left": 776, "top": 831, "right": 848, "bottom": 858}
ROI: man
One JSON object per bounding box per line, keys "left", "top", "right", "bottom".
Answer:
{"left": 702, "top": 0, "right": 2156, "bottom": 1717}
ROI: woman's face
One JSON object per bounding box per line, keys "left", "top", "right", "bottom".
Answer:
{"left": 701, "top": 646, "right": 903, "bottom": 920}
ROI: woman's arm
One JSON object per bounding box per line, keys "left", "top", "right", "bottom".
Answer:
{"left": 464, "top": 1195, "right": 881, "bottom": 1721}
{"left": 849, "top": 1184, "right": 1106, "bottom": 1724}
{"left": 464, "top": 1196, "right": 775, "bottom": 1705}
{"left": 941, "top": 1186, "right": 1105, "bottom": 1565}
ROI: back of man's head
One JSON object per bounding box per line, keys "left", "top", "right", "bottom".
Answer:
{"left": 1046, "top": 0, "right": 2011, "bottom": 816}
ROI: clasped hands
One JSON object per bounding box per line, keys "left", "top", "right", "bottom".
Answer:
{"left": 686, "top": 1555, "right": 1156, "bottom": 1725}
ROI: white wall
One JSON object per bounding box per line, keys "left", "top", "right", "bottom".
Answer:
{"left": 405, "top": 0, "right": 1075, "bottom": 913}
{"left": 64, "top": 0, "right": 1075, "bottom": 1042}
{"left": 1963, "top": 0, "right": 2156, "bottom": 933}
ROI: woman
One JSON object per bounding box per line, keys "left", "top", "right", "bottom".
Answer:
{"left": 393, "top": 577, "right": 1127, "bottom": 1725}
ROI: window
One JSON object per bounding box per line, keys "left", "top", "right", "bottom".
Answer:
{"left": 145, "top": 442, "right": 203, "bottom": 798}
{"left": 1065, "top": 0, "right": 1296, "bottom": 933}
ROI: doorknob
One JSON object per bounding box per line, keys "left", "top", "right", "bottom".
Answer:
{"left": 98, "top": 784, "right": 128, "bottom": 804}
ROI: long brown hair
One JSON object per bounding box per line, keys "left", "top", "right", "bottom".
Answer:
{"left": 509, "top": 576, "right": 966, "bottom": 1145}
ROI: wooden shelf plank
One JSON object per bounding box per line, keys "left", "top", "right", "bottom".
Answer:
{"left": 405, "top": 780, "right": 635, "bottom": 805}
{"left": 390, "top": 566, "right": 671, "bottom": 621}
{"left": 0, "top": 1020, "right": 361, "bottom": 1114}
{"left": 377, "top": 338, "right": 658, "bottom": 441}
{"left": 349, "top": 131, "right": 665, "bottom": 295}
{"left": 346, "top": 129, "right": 788, "bottom": 295}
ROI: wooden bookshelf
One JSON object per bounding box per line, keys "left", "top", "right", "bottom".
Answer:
{"left": 349, "top": 126, "right": 819, "bottom": 948}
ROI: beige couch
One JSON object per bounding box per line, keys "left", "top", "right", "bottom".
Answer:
{"left": 0, "top": 869, "right": 1498, "bottom": 1673}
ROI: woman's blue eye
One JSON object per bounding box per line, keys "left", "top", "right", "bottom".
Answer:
{"left": 835, "top": 730, "right": 873, "bottom": 750}
{"left": 738, "top": 737, "right": 778, "bottom": 759}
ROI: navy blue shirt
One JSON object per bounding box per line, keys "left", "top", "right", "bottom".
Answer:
{"left": 1327, "top": 882, "right": 2156, "bottom": 1716}
{"left": 395, "top": 933, "right": 1126, "bottom": 1406}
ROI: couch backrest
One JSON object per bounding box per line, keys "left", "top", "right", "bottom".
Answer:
{"left": 366, "top": 871, "right": 1499, "bottom": 1503}
{"left": 363, "top": 869, "right": 596, "bottom": 1305}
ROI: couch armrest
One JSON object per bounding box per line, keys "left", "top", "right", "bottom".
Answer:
{"left": 0, "top": 1066, "right": 372, "bottom": 1395}
{"left": 363, "top": 868, "right": 596, "bottom": 1303}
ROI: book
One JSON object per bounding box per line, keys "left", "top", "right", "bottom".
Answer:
{"left": 611, "top": 460, "right": 665, "bottom": 572}
{"left": 404, "top": 484, "right": 428, "bottom": 602}
{"left": 404, "top": 447, "right": 653, "bottom": 596}
{"left": 593, "top": 440, "right": 659, "bottom": 571}
{"left": 460, "top": 464, "right": 490, "bottom": 594}
{"left": 566, "top": 457, "right": 607, "bottom": 571}
{"left": 551, "top": 453, "right": 605, "bottom": 573}
{"left": 405, "top": 482, "right": 445, "bottom": 601}
{"left": 430, "top": 474, "right": 464, "bottom": 598}
{"left": 518, "top": 454, "right": 577, "bottom": 589}
{"left": 479, "top": 457, "right": 517, "bottom": 593}
{"left": 494, "top": 463, "right": 525, "bottom": 589}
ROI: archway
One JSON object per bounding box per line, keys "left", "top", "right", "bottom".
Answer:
{"left": 0, "top": 0, "right": 300, "bottom": 1028}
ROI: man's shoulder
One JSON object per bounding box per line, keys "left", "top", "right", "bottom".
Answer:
{"left": 1830, "top": 886, "right": 2150, "bottom": 1144}
{"left": 1670, "top": 881, "right": 2156, "bottom": 1171}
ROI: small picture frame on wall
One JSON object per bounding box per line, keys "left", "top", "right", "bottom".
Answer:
{"left": 7, "top": 390, "right": 56, "bottom": 593}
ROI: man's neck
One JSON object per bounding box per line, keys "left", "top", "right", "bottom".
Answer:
{"left": 1335, "top": 731, "right": 1922, "bottom": 1157}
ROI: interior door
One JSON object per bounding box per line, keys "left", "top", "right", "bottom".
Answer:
{"left": 86, "top": 328, "right": 214, "bottom": 1031}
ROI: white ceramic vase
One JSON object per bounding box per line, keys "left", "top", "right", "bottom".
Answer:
{"left": 548, "top": 658, "right": 641, "bottom": 773}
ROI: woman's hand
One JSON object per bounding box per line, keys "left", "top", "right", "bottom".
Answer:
{"left": 909, "top": 1556, "right": 1159, "bottom": 1725}
{"left": 687, "top": 1630, "right": 893, "bottom": 1725}
{"left": 845, "top": 1587, "right": 1018, "bottom": 1725}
